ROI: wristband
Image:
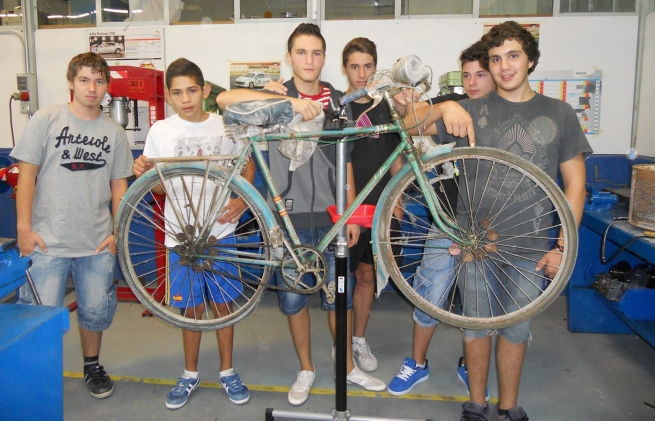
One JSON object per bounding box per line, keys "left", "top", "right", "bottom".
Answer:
{"left": 554, "top": 244, "right": 564, "bottom": 253}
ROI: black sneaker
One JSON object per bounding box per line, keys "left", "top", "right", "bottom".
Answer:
{"left": 491, "top": 405, "right": 529, "bottom": 421}
{"left": 84, "top": 365, "right": 114, "bottom": 399}
{"left": 461, "top": 401, "right": 490, "bottom": 421}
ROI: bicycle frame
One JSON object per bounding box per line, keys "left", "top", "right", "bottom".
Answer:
{"left": 221, "top": 92, "right": 470, "bottom": 257}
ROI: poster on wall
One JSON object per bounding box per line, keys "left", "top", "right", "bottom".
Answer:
{"left": 229, "top": 62, "right": 281, "bottom": 90}
{"left": 86, "top": 28, "right": 165, "bottom": 70}
{"left": 484, "top": 23, "right": 540, "bottom": 45}
{"left": 529, "top": 70, "right": 602, "bottom": 134}
{"left": 86, "top": 28, "right": 165, "bottom": 148}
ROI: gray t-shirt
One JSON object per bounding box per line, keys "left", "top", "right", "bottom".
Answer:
{"left": 436, "top": 92, "right": 593, "bottom": 253}
{"left": 11, "top": 104, "right": 134, "bottom": 257}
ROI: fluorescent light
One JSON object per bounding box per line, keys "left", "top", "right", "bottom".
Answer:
{"left": 103, "top": 8, "right": 129, "bottom": 14}
{"left": 132, "top": 9, "right": 142, "bottom": 13}
{"left": 48, "top": 15, "right": 64, "bottom": 19}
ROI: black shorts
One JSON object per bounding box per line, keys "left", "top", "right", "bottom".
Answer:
{"left": 349, "top": 218, "right": 401, "bottom": 273}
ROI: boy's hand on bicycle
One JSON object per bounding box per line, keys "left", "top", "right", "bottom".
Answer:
{"left": 392, "top": 88, "right": 421, "bottom": 115}
{"left": 535, "top": 249, "right": 561, "bottom": 278}
{"left": 218, "top": 198, "right": 247, "bottom": 225}
{"left": 440, "top": 102, "right": 476, "bottom": 146}
{"left": 133, "top": 155, "right": 154, "bottom": 178}
{"left": 346, "top": 224, "right": 360, "bottom": 248}
{"left": 290, "top": 98, "right": 323, "bottom": 122}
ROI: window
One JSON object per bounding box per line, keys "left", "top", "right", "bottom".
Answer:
{"left": 240, "top": 0, "right": 306, "bottom": 20}
{"left": 176, "top": 0, "right": 233, "bottom": 24}
{"left": 400, "top": 0, "right": 472, "bottom": 16}
{"left": 325, "top": 0, "right": 394, "bottom": 20}
{"left": 38, "top": 0, "right": 97, "bottom": 28}
{"left": 562, "top": 0, "right": 636, "bottom": 13}
{"left": 480, "top": 0, "right": 553, "bottom": 17}
{"left": 101, "top": 0, "right": 133, "bottom": 23}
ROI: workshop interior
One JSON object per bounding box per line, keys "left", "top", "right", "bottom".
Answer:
{"left": 1, "top": 1, "right": 655, "bottom": 421}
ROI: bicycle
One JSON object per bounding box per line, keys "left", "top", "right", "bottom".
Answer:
{"left": 115, "top": 56, "right": 577, "bottom": 331}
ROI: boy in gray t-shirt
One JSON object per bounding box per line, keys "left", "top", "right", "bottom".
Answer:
{"left": 456, "top": 23, "right": 590, "bottom": 421}
{"left": 406, "top": 21, "right": 591, "bottom": 421}
{"left": 11, "top": 52, "right": 134, "bottom": 399}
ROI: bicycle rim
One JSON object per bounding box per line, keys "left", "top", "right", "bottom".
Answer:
{"left": 377, "top": 147, "right": 577, "bottom": 329}
{"left": 116, "top": 165, "right": 272, "bottom": 331}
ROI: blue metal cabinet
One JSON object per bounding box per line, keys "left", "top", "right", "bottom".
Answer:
{"left": 0, "top": 304, "right": 69, "bottom": 421}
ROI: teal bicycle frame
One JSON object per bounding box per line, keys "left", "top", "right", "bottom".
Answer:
{"left": 223, "top": 92, "right": 471, "bottom": 258}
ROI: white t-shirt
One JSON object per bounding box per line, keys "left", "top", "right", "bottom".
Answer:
{"left": 143, "top": 113, "right": 244, "bottom": 247}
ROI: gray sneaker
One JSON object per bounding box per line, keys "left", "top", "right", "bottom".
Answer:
{"left": 460, "top": 401, "right": 490, "bottom": 421}
{"left": 490, "top": 405, "right": 529, "bottom": 421}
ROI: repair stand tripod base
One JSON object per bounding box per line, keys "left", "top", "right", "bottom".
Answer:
{"left": 265, "top": 408, "right": 434, "bottom": 421}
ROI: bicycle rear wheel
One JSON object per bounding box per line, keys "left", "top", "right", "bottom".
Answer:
{"left": 116, "top": 164, "right": 273, "bottom": 331}
{"left": 376, "top": 147, "right": 577, "bottom": 329}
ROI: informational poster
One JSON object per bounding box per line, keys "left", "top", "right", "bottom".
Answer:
{"left": 86, "top": 28, "right": 166, "bottom": 148}
{"left": 529, "top": 70, "right": 602, "bottom": 134}
{"left": 229, "top": 62, "right": 281, "bottom": 90}
{"left": 87, "top": 28, "right": 165, "bottom": 71}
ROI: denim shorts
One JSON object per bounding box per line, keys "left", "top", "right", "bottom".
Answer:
{"left": 167, "top": 234, "right": 242, "bottom": 308}
{"left": 274, "top": 226, "right": 354, "bottom": 315}
{"left": 460, "top": 255, "right": 541, "bottom": 344}
{"left": 412, "top": 227, "right": 457, "bottom": 328}
{"left": 18, "top": 251, "right": 117, "bottom": 331}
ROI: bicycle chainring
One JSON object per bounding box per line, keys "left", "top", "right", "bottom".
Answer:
{"left": 280, "top": 244, "right": 327, "bottom": 294}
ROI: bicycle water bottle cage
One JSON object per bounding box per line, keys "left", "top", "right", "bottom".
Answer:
{"left": 223, "top": 98, "right": 295, "bottom": 126}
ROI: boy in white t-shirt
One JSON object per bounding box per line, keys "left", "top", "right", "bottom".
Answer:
{"left": 133, "top": 58, "right": 255, "bottom": 410}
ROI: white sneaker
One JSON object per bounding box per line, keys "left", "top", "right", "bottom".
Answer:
{"left": 352, "top": 337, "right": 378, "bottom": 372}
{"left": 288, "top": 370, "right": 315, "bottom": 406}
{"left": 346, "top": 365, "right": 386, "bottom": 391}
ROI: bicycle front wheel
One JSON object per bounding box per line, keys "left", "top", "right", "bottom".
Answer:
{"left": 376, "top": 147, "right": 577, "bottom": 329}
{"left": 116, "top": 164, "right": 273, "bottom": 331}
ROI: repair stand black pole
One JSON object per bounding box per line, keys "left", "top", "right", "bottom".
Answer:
{"left": 265, "top": 134, "right": 433, "bottom": 421}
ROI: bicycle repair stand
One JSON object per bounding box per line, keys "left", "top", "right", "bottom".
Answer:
{"left": 265, "top": 139, "right": 433, "bottom": 421}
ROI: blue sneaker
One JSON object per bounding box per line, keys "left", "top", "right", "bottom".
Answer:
{"left": 458, "top": 356, "right": 490, "bottom": 401}
{"left": 387, "top": 357, "right": 429, "bottom": 396}
{"left": 219, "top": 371, "right": 250, "bottom": 404}
{"left": 166, "top": 376, "right": 201, "bottom": 409}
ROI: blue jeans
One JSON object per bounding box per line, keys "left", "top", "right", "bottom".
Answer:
{"left": 18, "top": 251, "right": 117, "bottom": 331}
{"left": 413, "top": 226, "right": 456, "bottom": 328}
{"left": 460, "top": 255, "right": 541, "bottom": 344}
{"left": 274, "top": 226, "right": 354, "bottom": 315}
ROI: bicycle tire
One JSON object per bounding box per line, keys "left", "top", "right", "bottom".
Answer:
{"left": 116, "top": 163, "right": 274, "bottom": 331}
{"left": 375, "top": 147, "right": 577, "bottom": 329}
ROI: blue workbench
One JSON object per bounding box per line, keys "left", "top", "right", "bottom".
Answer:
{"left": 0, "top": 304, "right": 69, "bottom": 421}
{"left": 567, "top": 204, "right": 655, "bottom": 348}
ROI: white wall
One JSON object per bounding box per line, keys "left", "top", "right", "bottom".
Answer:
{"left": 635, "top": 11, "right": 655, "bottom": 157}
{"left": 3, "top": 14, "right": 642, "bottom": 156}
{"left": 0, "top": 29, "right": 28, "bottom": 149}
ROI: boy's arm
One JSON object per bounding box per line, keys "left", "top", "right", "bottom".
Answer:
{"left": 536, "top": 154, "right": 586, "bottom": 277}
{"left": 217, "top": 159, "right": 255, "bottom": 225}
{"left": 96, "top": 178, "right": 129, "bottom": 254}
{"left": 216, "top": 89, "right": 323, "bottom": 122}
{"left": 404, "top": 101, "right": 476, "bottom": 145}
{"left": 16, "top": 161, "right": 47, "bottom": 255}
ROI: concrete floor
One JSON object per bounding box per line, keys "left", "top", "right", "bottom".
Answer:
{"left": 57, "top": 289, "right": 655, "bottom": 421}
